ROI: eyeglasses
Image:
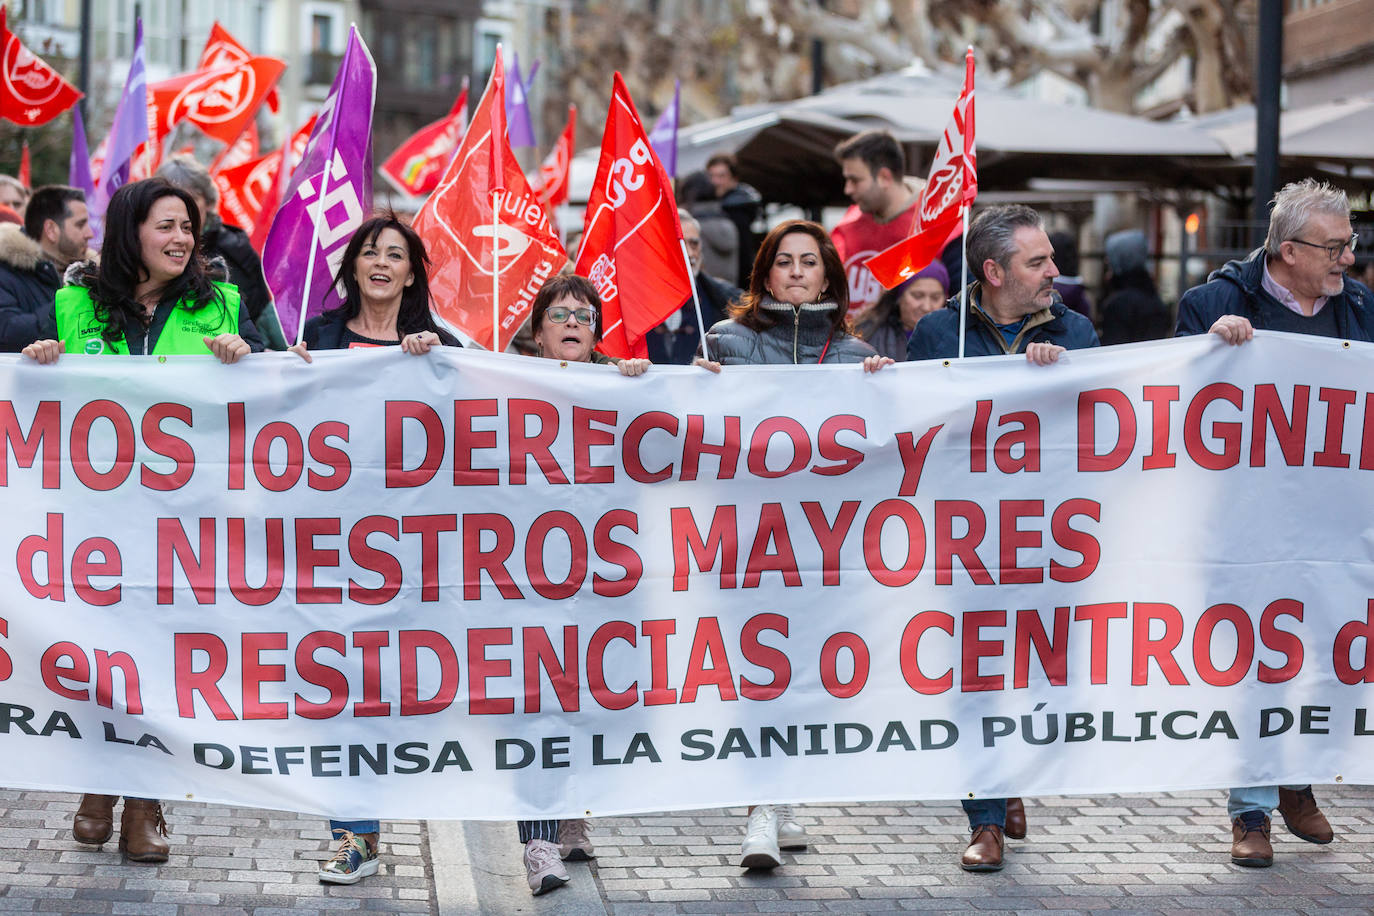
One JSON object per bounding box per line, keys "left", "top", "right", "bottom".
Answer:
{"left": 545, "top": 306, "right": 596, "bottom": 327}
{"left": 1287, "top": 234, "right": 1358, "bottom": 261}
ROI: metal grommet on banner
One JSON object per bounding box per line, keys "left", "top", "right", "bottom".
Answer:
{"left": 560, "top": 361, "right": 569, "bottom": 367}
{"left": 943, "top": 360, "right": 952, "bottom": 367}
{"left": 1343, "top": 341, "right": 1351, "bottom": 348}
{"left": 158, "top": 356, "right": 168, "bottom": 363}
{"left": 1336, "top": 774, "right": 1344, "bottom": 782}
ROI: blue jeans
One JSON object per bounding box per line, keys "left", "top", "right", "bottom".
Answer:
{"left": 962, "top": 798, "right": 1006, "bottom": 829}
{"left": 330, "top": 818, "right": 380, "bottom": 835}
{"left": 1228, "top": 785, "right": 1309, "bottom": 819}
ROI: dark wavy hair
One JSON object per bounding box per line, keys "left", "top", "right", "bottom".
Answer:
{"left": 88, "top": 178, "right": 222, "bottom": 343}
{"left": 323, "top": 212, "right": 446, "bottom": 338}
{"left": 530, "top": 273, "right": 602, "bottom": 342}
{"left": 729, "top": 220, "right": 849, "bottom": 335}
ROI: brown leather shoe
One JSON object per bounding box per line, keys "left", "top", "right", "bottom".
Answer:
{"left": 73, "top": 794, "right": 117, "bottom": 845}
{"left": 1278, "top": 786, "right": 1333, "bottom": 844}
{"left": 1230, "top": 815, "right": 1273, "bottom": 867}
{"left": 1004, "top": 797, "right": 1027, "bottom": 839}
{"left": 960, "top": 824, "right": 1004, "bottom": 871}
{"left": 118, "top": 799, "right": 169, "bottom": 863}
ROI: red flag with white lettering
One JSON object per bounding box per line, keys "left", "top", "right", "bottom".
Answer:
{"left": 412, "top": 49, "right": 565, "bottom": 351}
{"left": 210, "top": 122, "right": 259, "bottom": 175}
{"left": 535, "top": 104, "right": 576, "bottom": 209}
{"left": 200, "top": 22, "right": 279, "bottom": 114}
{"left": 379, "top": 85, "right": 469, "bottom": 197}
{"left": 0, "top": 7, "right": 82, "bottom": 127}
{"left": 214, "top": 115, "right": 315, "bottom": 249}
{"left": 575, "top": 73, "right": 689, "bottom": 359}
{"left": 866, "top": 48, "right": 977, "bottom": 289}
{"left": 148, "top": 56, "right": 285, "bottom": 150}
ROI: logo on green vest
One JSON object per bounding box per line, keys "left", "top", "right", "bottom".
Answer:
{"left": 83, "top": 339, "right": 104, "bottom": 355}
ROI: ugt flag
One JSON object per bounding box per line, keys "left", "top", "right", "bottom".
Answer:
{"left": 262, "top": 26, "right": 376, "bottom": 343}
{"left": 380, "top": 84, "right": 469, "bottom": 197}
{"left": 865, "top": 47, "right": 977, "bottom": 290}
{"left": 0, "top": 7, "right": 82, "bottom": 126}
{"left": 200, "top": 22, "right": 280, "bottom": 114}
{"left": 215, "top": 115, "right": 316, "bottom": 247}
{"left": 576, "top": 72, "right": 690, "bottom": 360}
{"left": 413, "top": 47, "right": 564, "bottom": 352}
{"left": 148, "top": 56, "right": 286, "bottom": 151}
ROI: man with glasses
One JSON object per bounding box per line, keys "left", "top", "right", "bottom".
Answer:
{"left": 1175, "top": 178, "right": 1374, "bottom": 867}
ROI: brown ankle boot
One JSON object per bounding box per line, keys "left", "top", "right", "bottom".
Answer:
{"left": 118, "top": 799, "right": 169, "bottom": 863}
{"left": 73, "top": 794, "right": 117, "bottom": 845}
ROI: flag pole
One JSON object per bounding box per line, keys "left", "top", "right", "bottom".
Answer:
{"left": 957, "top": 205, "right": 969, "bottom": 359}
{"left": 491, "top": 189, "right": 502, "bottom": 352}
{"left": 679, "top": 239, "right": 711, "bottom": 362}
{"left": 294, "top": 154, "right": 333, "bottom": 346}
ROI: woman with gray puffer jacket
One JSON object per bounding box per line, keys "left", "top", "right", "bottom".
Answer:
{"left": 693, "top": 219, "right": 891, "bottom": 872}
{"left": 697, "top": 219, "right": 889, "bottom": 370}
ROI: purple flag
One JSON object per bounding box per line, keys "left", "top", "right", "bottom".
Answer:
{"left": 262, "top": 26, "right": 376, "bottom": 344}
{"left": 648, "top": 79, "right": 680, "bottom": 177}
{"left": 68, "top": 106, "right": 95, "bottom": 203}
{"left": 505, "top": 52, "right": 536, "bottom": 149}
{"left": 89, "top": 19, "right": 148, "bottom": 247}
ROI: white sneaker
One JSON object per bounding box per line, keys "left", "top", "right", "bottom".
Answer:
{"left": 558, "top": 818, "right": 595, "bottom": 861}
{"left": 739, "top": 805, "right": 781, "bottom": 869}
{"left": 523, "top": 838, "right": 570, "bottom": 895}
{"left": 775, "top": 803, "right": 809, "bottom": 850}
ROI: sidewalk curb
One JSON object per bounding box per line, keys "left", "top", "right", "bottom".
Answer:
{"left": 430, "top": 819, "right": 607, "bottom": 915}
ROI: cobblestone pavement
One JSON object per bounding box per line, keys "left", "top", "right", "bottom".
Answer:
{"left": 3, "top": 784, "right": 1372, "bottom": 914}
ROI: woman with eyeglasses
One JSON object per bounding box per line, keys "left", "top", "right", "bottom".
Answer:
{"left": 515, "top": 272, "right": 647, "bottom": 896}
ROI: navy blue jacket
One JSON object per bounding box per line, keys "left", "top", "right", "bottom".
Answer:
{"left": 907, "top": 285, "right": 1100, "bottom": 360}
{"left": 1175, "top": 248, "right": 1374, "bottom": 341}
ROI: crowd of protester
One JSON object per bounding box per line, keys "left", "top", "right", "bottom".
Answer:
{"left": 0, "top": 127, "right": 1359, "bottom": 892}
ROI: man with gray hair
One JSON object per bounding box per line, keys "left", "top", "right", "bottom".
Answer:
{"left": 907, "top": 203, "right": 1097, "bottom": 364}
{"left": 646, "top": 208, "right": 740, "bottom": 363}
{"left": 906, "top": 204, "right": 1097, "bottom": 873}
{"left": 1175, "top": 178, "right": 1372, "bottom": 867}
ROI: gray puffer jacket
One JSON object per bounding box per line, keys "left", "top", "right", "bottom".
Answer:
{"left": 703, "top": 296, "right": 876, "bottom": 365}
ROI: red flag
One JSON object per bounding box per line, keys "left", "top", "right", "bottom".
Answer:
{"left": 214, "top": 116, "right": 315, "bottom": 249}
{"left": 148, "top": 56, "right": 285, "bottom": 150}
{"left": 535, "top": 105, "right": 576, "bottom": 209}
{"left": 210, "top": 121, "right": 259, "bottom": 175}
{"left": 575, "top": 73, "right": 690, "bottom": 360}
{"left": 200, "top": 22, "right": 279, "bottom": 114}
{"left": 0, "top": 7, "right": 82, "bottom": 127}
{"left": 379, "top": 85, "right": 469, "bottom": 197}
{"left": 866, "top": 48, "right": 977, "bottom": 290}
{"left": 412, "top": 49, "right": 564, "bottom": 351}
{"left": 18, "top": 140, "right": 28, "bottom": 187}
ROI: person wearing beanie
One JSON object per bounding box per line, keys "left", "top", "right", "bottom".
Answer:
{"left": 1099, "top": 229, "right": 1171, "bottom": 344}
{"left": 855, "top": 259, "right": 950, "bottom": 360}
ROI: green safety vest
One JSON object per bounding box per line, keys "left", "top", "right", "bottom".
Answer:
{"left": 54, "top": 282, "right": 240, "bottom": 356}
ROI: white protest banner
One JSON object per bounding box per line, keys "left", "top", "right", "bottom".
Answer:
{"left": 0, "top": 333, "right": 1372, "bottom": 820}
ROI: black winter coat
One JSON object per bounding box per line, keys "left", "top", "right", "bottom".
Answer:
{"left": 202, "top": 219, "right": 272, "bottom": 323}
{"left": 0, "top": 224, "right": 60, "bottom": 351}
{"left": 907, "top": 285, "right": 1100, "bottom": 360}
{"left": 1174, "top": 248, "right": 1374, "bottom": 342}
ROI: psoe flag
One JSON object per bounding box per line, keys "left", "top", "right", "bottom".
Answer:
{"left": 575, "top": 72, "right": 690, "bottom": 360}
{"left": 261, "top": 26, "right": 376, "bottom": 343}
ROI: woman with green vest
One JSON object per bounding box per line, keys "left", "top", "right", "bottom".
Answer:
{"left": 22, "top": 177, "right": 262, "bottom": 364}
{"left": 21, "top": 178, "right": 262, "bottom": 863}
